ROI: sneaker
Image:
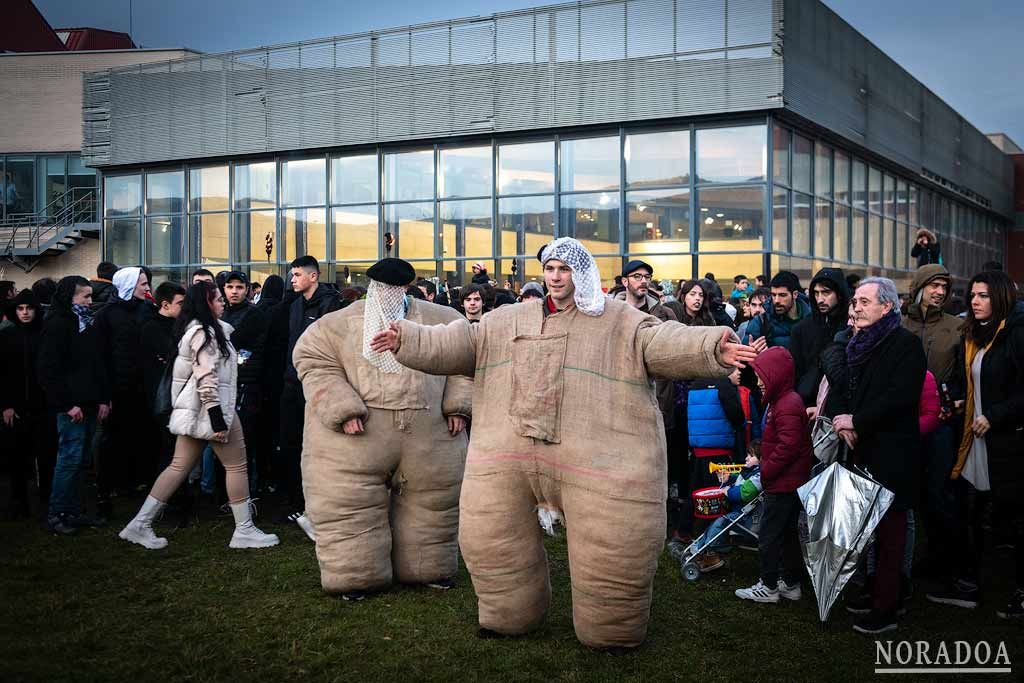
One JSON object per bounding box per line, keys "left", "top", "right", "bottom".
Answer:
{"left": 777, "top": 579, "right": 802, "bottom": 601}
{"left": 852, "top": 610, "right": 899, "bottom": 635}
{"left": 735, "top": 580, "right": 780, "bottom": 604}
{"left": 287, "top": 511, "right": 316, "bottom": 542}
{"left": 996, "top": 590, "right": 1024, "bottom": 619}
{"left": 696, "top": 551, "right": 725, "bottom": 573}
{"left": 926, "top": 580, "right": 979, "bottom": 609}
{"left": 342, "top": 590, "right": 368, "bottom": 602}
{"left": 46, "top": 513, "right": 78, "bottom": 536}
{"left": 426, "top": 577, "right": 457, "bottom": 590}
{"left": 845, "top": 590, "right": 872, "bottom": 615}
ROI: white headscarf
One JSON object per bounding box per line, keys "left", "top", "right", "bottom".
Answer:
{"left": 539, "top": 237, "right": 605, "bottom": 316}
{"left": 112, "top": 266, "right": 142, "bottom": 301}
{"left": 362, "top": 280, "right": 408, "bottom": 373}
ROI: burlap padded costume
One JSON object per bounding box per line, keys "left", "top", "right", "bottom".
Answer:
{"left": 293, "top": 298, "right": 472, "bottom": 594}
{"left": 394, "top": 297, "right": 733, "bottom": 649}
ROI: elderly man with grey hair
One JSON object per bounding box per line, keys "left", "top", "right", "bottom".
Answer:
{"left": 831, "top": 277, "right": 926, "bottom": 635}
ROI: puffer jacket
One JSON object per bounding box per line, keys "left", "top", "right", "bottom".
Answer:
{"left": 167, "top": 319, "right": 237, "bottom": 442}
{"left": 902, "top": 264, "right": 962, "bottom": 390}
{"left": 751, "top": 347, "right": 811, "bottom": 493}
{"left": 911, "top": 228, "right": 941, "bottom": 268}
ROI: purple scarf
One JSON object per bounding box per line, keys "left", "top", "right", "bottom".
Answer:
{"left": 846, "top": 309, "right": 901, "bottom": 367}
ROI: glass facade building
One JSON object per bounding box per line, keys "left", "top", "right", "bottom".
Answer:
{"left": 2, "top": 153, "right": 98, "bottom": 219}
{"left": 86, "top": 0, "right": 1012, "bottom": 293}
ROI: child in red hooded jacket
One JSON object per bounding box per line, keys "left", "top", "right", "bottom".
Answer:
{"left": 735, "top": 346, "right": 813, "bottom": 604}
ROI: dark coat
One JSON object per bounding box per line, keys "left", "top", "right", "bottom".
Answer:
{"left": 285, "top": 284, "right": 342, "bottom": 385}
{"left": 789, "top": 268, "right": 850, "bottom": 406}
{"left": 846, "top": 327, "right": 926, "bottom": 511}
{"left": 222, "top": 300, "right": 270, "bottom": 387}
{"left": 88, "top": 279, "right": 118, "bottom": 307}
{"left": 743, "top": 296, "right": 812, "bottom": 349}
{"left": 38, "top": 308, "right": 110, "bottom": 411}
{"left": 819, "top": 327, "right": 853, "bottom": 418}
{"left": 911, "top": 229, "right": 941, "bottom": 268}
{"left": 0, "top": 306, "right": 45, "bottom": 413}
{"left": 263, "top": 291, "right": 294, "bottom": 394}
{"left": 752, "top": 347, "right": 812, "bottom": 493}
{"left": 973, "top": 301, "right": 1024, "bottom": 461}
{"left": 139, "top": 314, "right": 176, "bottom": 404}
{"left": 94, "top": 297, "right": 156, "bottom": 396}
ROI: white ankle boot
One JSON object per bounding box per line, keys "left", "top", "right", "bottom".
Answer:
{"left": 229, "top": 500, "right": 279, "bottom": 549}
{"left": 119, "top": 495, "right": 168, "bottom": 550}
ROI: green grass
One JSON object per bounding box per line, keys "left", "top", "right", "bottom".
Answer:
{"left": 1, "top": 507, "right": 1020, "bottom": 682}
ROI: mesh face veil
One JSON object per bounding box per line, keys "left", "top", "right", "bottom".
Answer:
{"left": 362, "top": 280, "right": 408, "bottom": 373}
{"left": 539, "top": 237, "right": 605, "bottom": 316}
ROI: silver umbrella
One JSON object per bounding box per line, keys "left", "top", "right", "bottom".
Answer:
{"left": 798, "top": 462, "right": 895, "bottom": 622}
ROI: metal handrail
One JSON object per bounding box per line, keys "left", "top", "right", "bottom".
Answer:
{"left": 2, "top": 187, "right": 97, "bottom": 255}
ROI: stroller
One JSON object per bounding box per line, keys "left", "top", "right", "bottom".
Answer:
{"left": 671, "top": 487, "right": 764, "bottom": 582}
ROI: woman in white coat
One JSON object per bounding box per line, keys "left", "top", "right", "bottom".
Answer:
{"left": 120, "top": 281, "right": 278, "bottom": 550}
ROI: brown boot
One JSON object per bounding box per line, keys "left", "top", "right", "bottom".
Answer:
{"left": 696, "top": 550, "right": 725, "bottom": 573}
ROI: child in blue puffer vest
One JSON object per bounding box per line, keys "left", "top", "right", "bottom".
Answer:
{"left": 687, "top": 368, "right": 761, "bottom": 494}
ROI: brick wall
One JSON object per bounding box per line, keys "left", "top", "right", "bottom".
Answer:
{"left": 1, "top": 237, "right": 100, "bottom": 289}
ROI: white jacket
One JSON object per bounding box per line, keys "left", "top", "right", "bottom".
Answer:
{"left": 167, "top": 319, "right": 237, "bottom": 442}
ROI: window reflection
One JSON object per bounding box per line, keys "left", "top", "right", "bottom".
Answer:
{"left": 282, "top": 158, "right": 326, "bottom": 207}
{"left": 498, "top": 195, "right": 554, "bottom": 258}
{"left": 189, "top": 213, "right": 229, "bottom": 263}
{"left": 697, "top": 186, "right": 765, "bottom": 252}
{"left": 384, "top": 150, "right": 434, "bottom": 202}
{"left": 814, "top": 199, "right": 831, "bottom": 259}
{"left": 333, "top": 205, "right": 379, "bottom": 262}
{"left": 386, "top": 202, "right": 434, "bottom": 259}
{"left": 626, "top": 189, "right": 690, "bottom": 253}
{"left": 625, "top": 130, "right": 689, "bottom": 188}
{"left": 560, "top": 136, "right": 619, "bottom": 192}
{"left": 105, "top": 175, "right": 141, "bottom": 217}
{"left": 852, "top": 208, "right": 867, "bottom": 263}
{"left": 815, "top": 142, "right": 832, "bottom": 198}
{"left": 834, "top": 151, "right": 850, "bottom": 204}
{"left": 146, "top": 215, "right": 185, "bottom": 264}
{"left": 792, "top": 135, "right": 812, "bottom": 194}
{"left": 234, "top": 210, "right": 276, "bottom": 262}
{"left": 868, "top": 167, "right": 881, "bottom": 214}
{"left": 792, "top": 192, "right": 811, "bottom": 256}
{"left": 560, "top": 192, "right": 619, "bottom": 253}
{"left": 332, "top": 154, "right": 378, "bottom": 205}
{"left": 441, "top": 199, "right": 492, "bottom": 269}
{"left": 234, "top": 162, "right": 276, "bottom": 210}
{"left": 772, "top": 187, "right": 788, "bottom": 253}
{"left": 498, "top": 141, "right": 554, "bottom": 195}
{"left": 189, "top": 166, "right": 229, "bottom": 213}
{"left": 883, "top": 174, "right": 895, "bottom": 217}
{"left": 834, "top": 203, "right": 850, "bottom": 262}
{"left": 284, "top": 207, "right": 327, "bottom": 261}
{"left": 772, "top": 126, "right": 790, "bottom": 185}
{"left": 439, "top": 146, "right": 492, "bottom": 198}
{"left": 852, "top": 160, "right": 866, "bottom": 209}
{"left": 106, "top": 218, "right": 140, "bottom": 263}
{"left": 697, "top": 125, "right": 767, "bottom": 184}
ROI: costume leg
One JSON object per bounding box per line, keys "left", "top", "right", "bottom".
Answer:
{"left": 561, "top": 487, "right": 665, "bottom": 649}
{"left": 303, "top": 407, "right": 398, "bottom": 594}
{"left": 390, "top": 409, "right": 467, "bottom": 584}
{"left": 459, "top": 470, "right": 550, "bottom": 634}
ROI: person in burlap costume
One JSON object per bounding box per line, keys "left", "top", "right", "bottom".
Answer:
{"left": 371, "top": 238, "right": 756, "bottom": 649}
{"left": 292, "top": 258, "right": 472, "bottom": 600}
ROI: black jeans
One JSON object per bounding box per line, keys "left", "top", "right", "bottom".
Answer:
{"left": 759, "top": 491, "right": 803, "bottom": 586}
{"left": 3, "top": 409, "right": 56, "bottom": 513}
{"left": 278, "top": 381, "right": 306, "bottom": 509}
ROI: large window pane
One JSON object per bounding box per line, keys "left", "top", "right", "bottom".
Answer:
{"left": 560, "top": 192, "right": 620, "bottom": 253}
{"left": 868, "top": 212, "right": 882, "bottom": 266}
{"left": 384, "top": 150, "right": 434, "bottom": 202}
{"left": 884, "top": 219, "right": 896, "bottom": 268}
{"left": 852, "top": 159, "right": 866, "bottom": 209}
{"left": 284, "top": 207, "right": 327, "bottom": 261}
{"left": 814, "top": 199, "right": 831, "bottom": 259}
{"left": 772, "top": 126, "right": 790, "bottom": 185}
{"left": 4, "top": 157, "right": 35, "bottom": 216}
{"left": 697, "top": 125, "right": 767, "bottom": 184}
{"left": 386, "top": 202, "right": 434, "bottom": 259}
{"left": 909, "top": 185, "right": 919, "bottom": 225}
{"left": 772, "top": 187, "right": 789, "bottom": 253}
{"left": 834, "top": 151, "right": 850, "bottom": 204}
{"left": 834, "top": 203, "right": 850, "bottom": 262}
{"left": 498, "top": 141, "right": 554, "bottom": 194}
{"left": 697, "top": 186, "right": 766, "bottom": 252}
{"left": 625, "top": 130, "right": 690, "bottom": 188}
{"left": 104, "top": 175, "right": 141, "bottom": 217}
{"left": 868, "top": 166, "right": 882, "bottom": 214}
{"left": 897, "top": 180, "right": 909, "bottom": 223}
{"left": 815, "top": 142, "right": 832, "bottom": 197}
{"left": 626, "top": 189, "right": 691, "bottom": 253}
{"left": 626, "top": 254, "right": 692, "bottom": 288}
{"left": 40, "top": 155, "right": 67, "bottom": 216}
{"left": 792, "top": 192, "right": 811, "bottom": 256}
{"left": 189, "top": 213, "right": 229, "bottom": 264}
{"left": 105, "top": 218, "right": 139, "bottom": 264}
{"left": 331, "top": 154, "right": 378, "bottom": 205}
{"left": 146, "top": 215, "right": 185, "bottom": 264}
{"left": 560, "top": 136, "right": 619, "bottom": 192}
{"left": 699, "top": 254, "right": 763, "bottom": 293}
{"left": 852, "top": 209, "right": 866, "bottom": 263}
{"left": 792, "top": 135, "right": 812, "bottom": 194}
{"left": 146, "top": 171, "right": 184, "bottom": 215}
{"left": 234, "top": 162, "right": 276, "bottom": 210}
{"left": 282, "top": 158, "right": 326, "bottom": 207}
{"left": 334, "top": 205, "right": 379, "bottom": 262}
{"left": 499, "top": 195, "right": 554, "bottom": 258}
{"left": 234, "top": 210, "right": 276, "bottom": 262}
{"left": 189, "top": 166, "right": 228, "bottom": 213}
{"left": 441, "top": 199, "right": 493, "bottom": 269}
{"left": 148, "top": 267, "right": 187, "bottom": 287}
{"left": 439, "top": 146, "right": 492, "bottom": 198}
{"left": 883, "top": 174, "right": 895, "bottom": 217}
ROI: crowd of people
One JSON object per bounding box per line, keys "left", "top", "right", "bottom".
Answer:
{"left": 0, "top": 242, "right": 1021, "bottom": 642}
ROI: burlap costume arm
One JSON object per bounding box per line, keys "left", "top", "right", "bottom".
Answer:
{"left": 292, "top": 319, "right": 368, "bottom": 428}
{"left": 639, "top": 320, "right": 735, "bottom": 380}
{"left": 394, "top": 317, "right": 478, "bottom": 378}
{"left": 441, "top": 375, "right": 473, "bottom": 418}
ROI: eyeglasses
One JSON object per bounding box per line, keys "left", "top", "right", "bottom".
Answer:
{"left": 626, "top": 273, "right": 653, "bottom": 282}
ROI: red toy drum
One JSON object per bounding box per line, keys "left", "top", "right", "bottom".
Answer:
{"left": 692, "top": 487, "right": 728, "bottom": 519}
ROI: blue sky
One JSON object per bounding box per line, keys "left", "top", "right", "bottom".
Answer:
{"left": 34, "top": 0, "right": 1024, "bottom": 147}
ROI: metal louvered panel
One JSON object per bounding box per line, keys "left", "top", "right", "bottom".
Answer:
{"left": 782, "top": 0, "right": 1013, "bottom": 218}
{"left": 82, "top": 0, "right": 783, "bottom": 168}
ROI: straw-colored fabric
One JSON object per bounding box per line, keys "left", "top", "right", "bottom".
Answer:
{"left": 394, "top": 297, "right": 733, "bottom": 648}
{"left": 293, "top": 299, "right": 472, "bottom": 593}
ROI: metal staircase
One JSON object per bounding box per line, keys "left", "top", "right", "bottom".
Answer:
{"left": 0, "top": 187, "right": 99, "bottom": 272}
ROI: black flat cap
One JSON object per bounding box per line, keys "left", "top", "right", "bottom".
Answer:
{"left": 367, "top": 258, "right": 417, "bottom": 286}
{"left": 622, "top": 260, "right": 653, "bottom": 278}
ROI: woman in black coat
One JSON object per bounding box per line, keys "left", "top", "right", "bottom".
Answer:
{"left": 930, "top": 270, "right": 1024, "bottom": 619}
{"left": 0, "top": 290, "right": 53, "bottom": 518}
